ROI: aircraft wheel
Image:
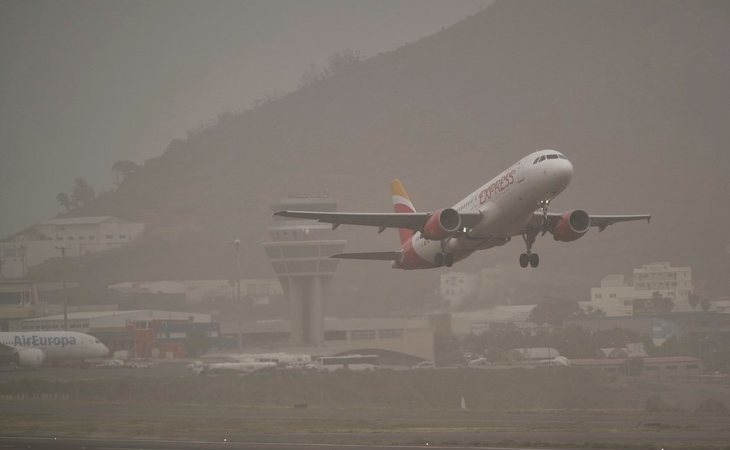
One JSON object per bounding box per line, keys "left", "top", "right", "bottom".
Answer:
{"left": 519, "top": 253, "right": 529, "bottom": 268}
{"left": 444, "top": 253, "right": 454, "bottom": 267}
{"left": 529, "top": 253, "right": 540, "bottom": 268}
{"left": 434, "top": 252, "right": 444, "bottom": 267}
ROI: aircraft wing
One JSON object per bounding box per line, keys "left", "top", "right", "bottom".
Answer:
{"left": 525, "top": 212, "right": 651, "bottom": 233}
{"left": 274, "top": 210, "right": 482, "bottom": 233}
{"left": 331, "top": 251, "right": 402, "bottom": 261}
{"left": 586, "top": 214, "right": 652, "bottom": 231}
{"left": 0, "top": 343, "right": 16, "bottom": 354}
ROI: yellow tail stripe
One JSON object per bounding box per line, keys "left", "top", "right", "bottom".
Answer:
{"left": 390, "top": 179, "right": 410, "bottom": 200}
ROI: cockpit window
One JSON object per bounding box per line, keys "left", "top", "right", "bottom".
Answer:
{"left": 546, "top": 154, "right": 559, "bottom": 159}
{"left": 538, "top": 156, "right": 546, "bottom": 162}
{"left": 533, "top": 157, "right": 540, "bottom": 164}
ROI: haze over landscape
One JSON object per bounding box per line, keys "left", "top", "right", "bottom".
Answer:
{"left": 4, "top": 0, "right": 728, "bottom": 307}
{"left": 2, "top": 2, "right": 730, "bottom": 448}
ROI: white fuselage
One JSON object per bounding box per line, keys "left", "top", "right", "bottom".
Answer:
{"left": 403, "top": 150, "right": 573, "bottom": 267}
{"left": 0, "top": 331, "right": 110, "bottom": 362}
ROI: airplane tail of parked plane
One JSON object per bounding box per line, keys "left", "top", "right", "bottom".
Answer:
{"left": 391, "top": 179, "right": 416, "bottom": 245}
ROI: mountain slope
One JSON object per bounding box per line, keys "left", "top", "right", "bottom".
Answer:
{"left": 38, "top": 0, "right": 730, "bottom": 305}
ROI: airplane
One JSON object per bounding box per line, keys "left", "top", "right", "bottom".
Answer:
{"left": 274, "top": 150, "right": 650, "bottom": 269}
{"left": 188, "top": 360, "right": 277, "bottom": 375}
{"left": 0, "top": 331, "right": 109, "bottom": 368}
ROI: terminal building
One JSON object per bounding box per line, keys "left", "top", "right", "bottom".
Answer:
{"left": 216, "top": 316, "right": 434, "bottom": 363}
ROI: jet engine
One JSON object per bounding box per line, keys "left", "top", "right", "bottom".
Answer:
{"left": 17, "top": 348, "right": 45, "bottom": 368}
{"left": 551, "top": 209, "right": 590, "bottom": 242}
{"left": 422, "top": 208, "right": 462, "bottom": 240}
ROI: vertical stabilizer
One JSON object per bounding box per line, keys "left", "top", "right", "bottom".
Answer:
{"left": 391, "top": 179, "right": 416, "bottom": 245}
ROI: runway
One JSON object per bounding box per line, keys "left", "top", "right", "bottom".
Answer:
{"left": 0, "top": 436, "right": 572, "bottom": 450}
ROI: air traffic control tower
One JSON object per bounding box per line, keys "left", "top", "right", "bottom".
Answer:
{"left": 263, "top": 196, "right": 346, "bottom": 346}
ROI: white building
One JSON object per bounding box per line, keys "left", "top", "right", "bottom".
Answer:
{"left": 439, "top": 271, "right": 479, "bottom": 308}
{"left": 583, "top": 274, "right": 644, "bottom": 317}
{"left": 0, "top": 216, "right": 144, "bottom": 278}
{"left": 633, "top": 262, "right": 694, "bottom": 310}
{"left": 582, "top": 262, "right": 696, "bottom": 317}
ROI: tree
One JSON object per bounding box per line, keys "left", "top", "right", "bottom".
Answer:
{"left": 112, "top": 160, "right": 139, "bottom": 185}
{"left": 300, "top": 62, "right": 327, "bottom": 87}
{"left": 700, "top": 297, "right": 711, "bottom": 312}
{"left": 71, "top": 177, "right": 95, "bottom": 205}
{"left": 326, "top": 49, "right": 363, "bottom": 75}
{"left": 689, "top": 293, "right": 700, "bottom": 309}
{"left": 300, "top": 49, "right": 363, "bottom": 88}
{"left": 529, "top": 298, "right": 581, "bottom": 326}
{"left": 55, "top": 193, "right": 75, "bottom": 212}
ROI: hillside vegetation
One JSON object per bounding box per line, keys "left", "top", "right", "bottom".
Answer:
{"left": 34, "top": 0, "right": 730, "bottom": 307}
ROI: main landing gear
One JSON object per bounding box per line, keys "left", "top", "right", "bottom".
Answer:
{"left": 434, "top": 252, "right": 454, "bottom": 268}
{"left": 519, "top": 231, "right": 539, "bottom": 268}
{"left": 519, "top": 251, "right": 539, "bottom": 268}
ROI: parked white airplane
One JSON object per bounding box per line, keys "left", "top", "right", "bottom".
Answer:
{"left": 189, "top": 360, "right": 277, "bottom": 375}
{"left": 0, "top": 331, "right": 109, "bottom": 368}
{"left": 276, "top": 150, "right": 650, "bottom": 269}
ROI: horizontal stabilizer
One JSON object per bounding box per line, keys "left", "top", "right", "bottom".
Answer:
{"left": 331, "top": 251, "right": 401, "bottom": 261}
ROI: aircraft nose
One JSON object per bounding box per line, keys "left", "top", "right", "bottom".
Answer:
{"left": 547, "top": 156, "right": 573, "bottom": 192}
{"left": 562, "top": 158, "right": 574, "bottom": 182}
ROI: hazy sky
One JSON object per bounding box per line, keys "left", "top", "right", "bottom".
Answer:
{"left": 0, "top": 0, "right": 491, "bottom": 238}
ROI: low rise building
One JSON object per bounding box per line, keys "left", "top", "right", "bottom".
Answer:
{"left": 217, "top": 316, "right": 434, "bottom": 363}
{"left": 0, "top": 216, "right": 144, "bottom": 278}
{"left": 109, "top": 279, "right": 283, "bottom": 305}
{"left": 18, "top": 309, "right": 211, "bottom": 332}
{"left": 581, "top": 262, "right": 696, "bottom": 317}
{"left": 571, "top": 356, "right": 703, "bottom": 380}
{"left": 450, "top": 305, "right": 539, "bottom": 336}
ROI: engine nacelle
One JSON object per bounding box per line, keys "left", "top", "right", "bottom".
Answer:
{"left": 422, "top": 208, "right": 461, "bottom": 241}
{"left": 551, "top": 209, "right": 590, "bottom": 242}
{"left": 17, "top": 348, "right": 45, "bottom": 368}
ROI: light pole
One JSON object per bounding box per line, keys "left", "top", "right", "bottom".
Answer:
{"left": 55, "top": 245, "right": 68, "bottom": 331}
{"left": 232, "top": 238, "right": 242, "bottom": 351}
{"left": 233, "top": 239, "right": 241, "bottom": 302}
